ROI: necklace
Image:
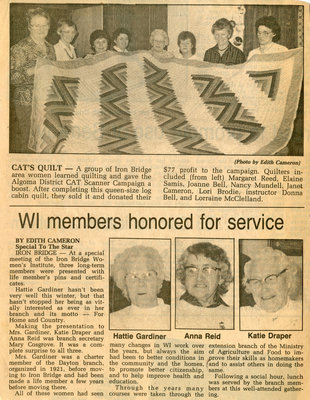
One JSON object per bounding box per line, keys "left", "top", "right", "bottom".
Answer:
{"left": 64, "top": 47, "right": 75, "bottom": 60}
{"left": 218, "top": 44, "right": 229, "bottom": 53}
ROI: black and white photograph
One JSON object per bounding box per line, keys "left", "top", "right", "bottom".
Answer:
{"left": 175, "top": 238, "right": 234, "bottom": 330}
{"left": 109, "top": 238, "right": 171, "bottom": 330}
{"left": 239, "top": 239, "right": 303, "bottom": 331}
{"left": 10, "top": 3, "right": 303, "bottom": 155}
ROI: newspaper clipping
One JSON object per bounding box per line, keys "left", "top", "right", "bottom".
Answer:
{"left": 1, "top": 0, "right": 309, "bottom": 399}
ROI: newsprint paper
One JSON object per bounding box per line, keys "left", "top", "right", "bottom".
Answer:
{"left": 1, "top": 0, "right": 309, "bottom": 399}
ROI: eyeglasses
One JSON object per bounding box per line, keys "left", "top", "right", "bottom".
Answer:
{"left": 61, "top": 29, "right": 76, "bottom": 34}
{"left": 246, "top": 268, "right": 287, "bottom": 290}
{"left": 257, "top": 30, "right": 274, "bottom": 36}
{"left": 125, "top": 270, "right": 158, "bottom": 283}
{"left": 185, "top": 266, "right": 221, "bottom": 277}
{"left": 214, "top": 32, "right": 229, "bottom": 38}
{"left": 30, "top": 24, "right": 49, "bottom": 29}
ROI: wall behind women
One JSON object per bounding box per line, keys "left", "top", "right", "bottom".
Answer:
{"left": 102, "top": 4, "right": 167, "bottom": 52}
{"left": 73, "top": 4, "right": 167, "bottom": 55}
{"left": 10, "top": 4, "right": 167, "bottom": 56}
{"left": 168, "top": 5, "right": 245, "bottom": 60}
{"left": 72, "top": 5, "right": 103, "bottom": 57}
{"left": 10, "top": 3, "right": 72, "bottom": 46}
{"left": 11, "top": 4, "right": 301, "bottom": 57}
{"left": 168, "top": 5, "right": 301, "bottom": 60}
{"left": 244, "top": 5, "right": 301, "bottom": 56}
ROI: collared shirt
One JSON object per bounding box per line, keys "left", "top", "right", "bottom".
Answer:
{"left": 203, "top": 42, "right": 245, "bottom": 65}
{"left": 54, "top": 40, "right": 77, "bottom": 61}
{"left": 248, "top": 42, "right": 288, "bottom": 59}
{"left": 112, "top": 46, "right": 128, "bottom": 53}
{"left": 180, "top": 291, "right": 229, "bottom": 308}
{"left": 84, "top": 50, "right": 112, "bottom": 59}
{"left": 176, "top": 297, "right": 233, "bottom": 329}
{"left": 11, "top": 36, "right": 56, "bottom": 105}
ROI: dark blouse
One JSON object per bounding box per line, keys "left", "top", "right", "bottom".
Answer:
{"left": 11, "top": 36, "right": 56, "bottom": 105}
{"left": 203, "top": 42, "right": 245, "bottom": 65}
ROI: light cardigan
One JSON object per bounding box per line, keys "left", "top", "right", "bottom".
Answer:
{"left": 110, "top": 298, "right": 170, "bottom": 330}
{"left": 176, "top": 299, "right": 233, "bottom": 329}
{"left": 248, "top": 42, "right": 288, "bottom": 59}
{"left": 240, "top": 299, "right": 302, "bottom": 330}
{"left": 54, "top": 41, "right": 77, "bottom": 61}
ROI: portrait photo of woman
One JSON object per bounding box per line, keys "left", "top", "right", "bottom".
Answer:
{"left": 110, "top": 239, "right": 171, "bottom": 330}
{"left": 176, "top": 239, "right": 234, "bottom": 330}
{"left": 240, "top": 239, "right": 302, "bottom": 331}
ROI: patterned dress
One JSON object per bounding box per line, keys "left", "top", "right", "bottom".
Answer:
{"left": 10, "top": 36, "right": 55, "bottom": 152}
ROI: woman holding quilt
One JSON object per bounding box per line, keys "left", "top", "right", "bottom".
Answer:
{"left": 10, "top": 7, "right": 56, "bottom": 152}
{"left": 204, "top": 18, "right": 245, "bottom": 65}
{"left": 248, "top": 16, "right": 288, "bottom": 58}
{"left": 149, "top": 29, "right": 174, "bottom": 59}
{"left": 85, "top": 30, "right": 111, "bottom": 58}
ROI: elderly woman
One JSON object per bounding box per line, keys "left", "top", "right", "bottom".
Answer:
{"left": 248, "top": 16, "right": 287, "bottom": 58}
{"left": 111, "top": 27, "right": 131, "bottom": 53}
{"left": 10, "top": 8, "right": 56, "bottom": 152}
{"left": 54, "top": 18, "right": 77, "bottom": 61}
{"left": 149, "top": 29, "right": 174, "bottom": 59}
{"left": 85, "top": 30, "right": 110, "bottom": 58}
{"left": 110, "top": 245, "right": 170, "bottom": 330}
{"left": 203, "top": 18, "right": 245, "bottom": 65}
{"left": 176, "top": 242, "right": 233, "bottom": 329}
{"left": 240, "top": 247, "right": 302, "bottom": 330}
{"left": 177, "top": 31, "right": 199, "bottom": 60}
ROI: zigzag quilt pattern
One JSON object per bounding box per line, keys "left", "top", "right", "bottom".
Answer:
{"left": 30, "top": 49, "right": 303, "bottom": 154}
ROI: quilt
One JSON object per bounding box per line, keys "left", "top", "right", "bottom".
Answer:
{"left": 29, "top": 49, "right": 303, "bottom": 155}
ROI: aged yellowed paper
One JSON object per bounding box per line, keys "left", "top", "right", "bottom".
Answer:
{"left": 1, "top": 0, "right": 309, "bottom": 399}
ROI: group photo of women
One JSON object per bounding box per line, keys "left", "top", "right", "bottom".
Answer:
{"left": 10, "top": 3, "right": 303, "bottom": 154}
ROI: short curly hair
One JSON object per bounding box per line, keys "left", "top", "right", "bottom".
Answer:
{"left": 111, "top": 245, "right": 165, "bottom": 300}
{"left": 211, "top": 18, "right": 234, "bottom": 39}
{"left": 150, "top": 29, "right": 169, "bottom": 48}
{"left": 26, "top": 8, "right": 50, "bottom": 27}
{"left": 89, "top": 30, "right": 110, "bottom": 51}
{"left": 177, "top": 31, "right": 196, "bottom": 55}
{"left": 242, "top": 247, "right": 300, "bottom": 300}
{"left": 177, "top": 242, "right": 233, "bottom": 295}
{"left": 112, "top": 27, "right": 131, "bottom": 44}
{"left": 56, "top": 18, "right": 77, "bottom": 35}
{"left": 255, "top": 16, "right": 281, "bottom": 42}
